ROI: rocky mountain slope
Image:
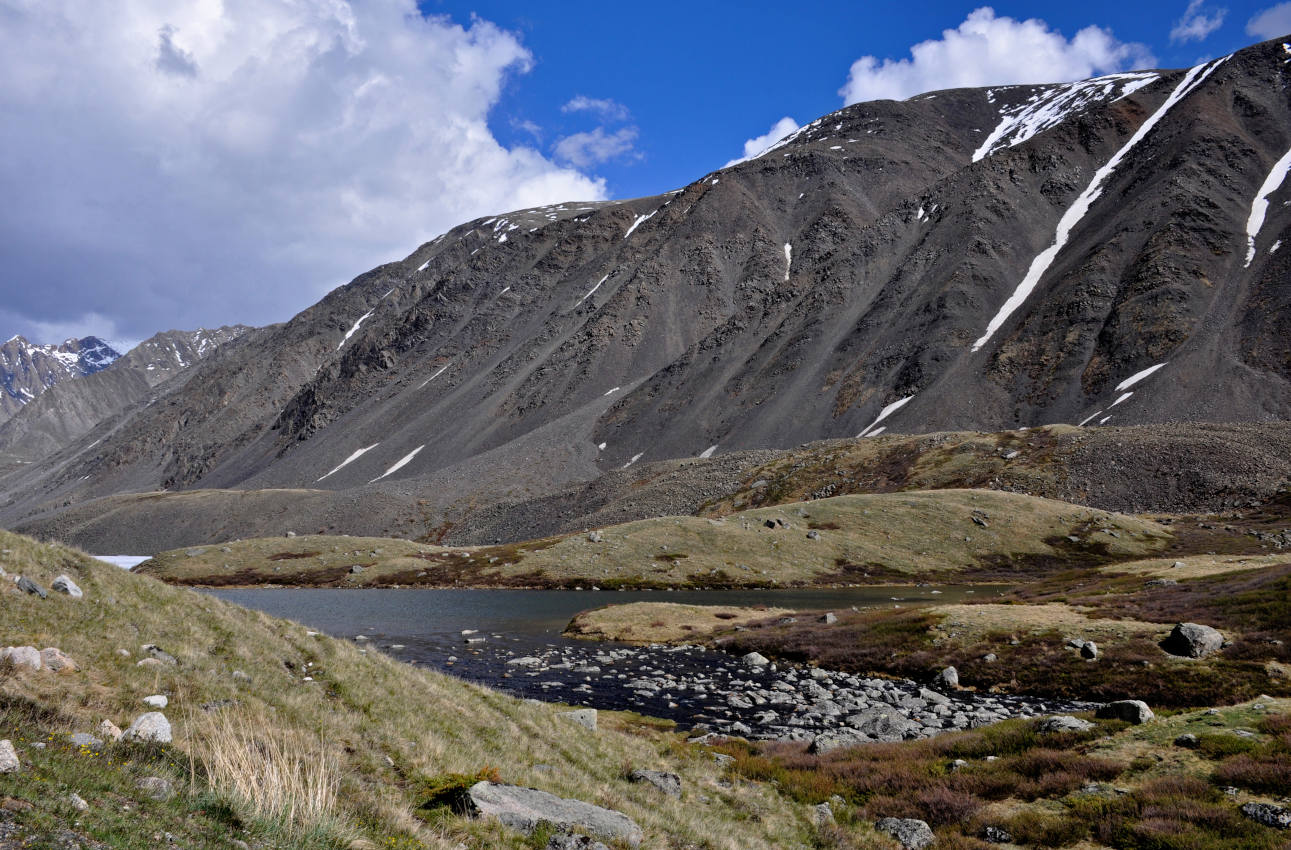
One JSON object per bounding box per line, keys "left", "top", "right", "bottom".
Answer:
{"left": 0, "top": 335, "right": 117, "bottom": 422}
{"left": 0, "top": 326, "right": 251, "bottom": 464}
{"left": 4, "top": 36, "right": 1291, "bottom": 543}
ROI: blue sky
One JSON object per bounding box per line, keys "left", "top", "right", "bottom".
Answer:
{"left": 1, "top": 1, "right": 1289, "bottom": 346}
{"left": 426, "top": 0, "right": 1291, "bottom": 199}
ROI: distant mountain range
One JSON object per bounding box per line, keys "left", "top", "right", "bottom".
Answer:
{"left": 3, "top": 35, "right": 1290, "bottom": 551}
{"left": 0, "top": 335, "right": 118, "bottom": 421}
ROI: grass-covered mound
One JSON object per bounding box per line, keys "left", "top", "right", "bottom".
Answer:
{"left": 0, "top": 529, "right": 829, "bottom": 849}
{"left": 140, "top": 489, "right": 1172, "bottom": 589}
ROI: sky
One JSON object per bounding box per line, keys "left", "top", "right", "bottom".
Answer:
{"left": 2, "top": 0, "right": 1289, "bottom": 352}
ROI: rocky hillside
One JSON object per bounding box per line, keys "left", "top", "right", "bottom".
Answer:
{"left": 3, "top": 36, "right": 1291, "bottom": 541}
{"left": 0, "top": 325, "right": 251, "bottom": 464}
{"left": 0, "top": 335, "right": 117, "bottom": 422}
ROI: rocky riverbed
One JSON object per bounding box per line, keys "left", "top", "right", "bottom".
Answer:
{"left": 385, "top": 635, "right": 1096, "bottom": 746}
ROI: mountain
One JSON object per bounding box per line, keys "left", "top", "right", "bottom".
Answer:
{"left": 3, "top": 36, "right": 1291, "bottom": 549}
{"left": 0, "top": 326, "right": 252, "bottom": 463}
{"left": 0, "top": 335, "right": 118, "bottom": 422}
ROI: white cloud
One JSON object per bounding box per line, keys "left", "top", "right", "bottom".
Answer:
{"left": 725, "top": 116, "right": 801, "bottom": 167}
{"left": 0, "top": 0, "right": 605, "bottom": 342}
{"left": 839, "top": 7, "right": 1156, "bottom": 104}
{"left": 553, "top": 127, "right": 639, "bottom": 168}
{"left": 1171, "top": 0, "right": 1227, "bottom": 43}
{"left": 1247, "top": 2, "right": 1291, "bottom": 37}
{"left": 561, "top": 96, "right": 630, "bottom": 121}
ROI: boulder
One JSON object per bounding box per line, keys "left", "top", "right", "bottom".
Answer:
{"left": 812, "top": 802, "right": 835, "bottom": 826}
{"left": 875, "top": 817, "right": 936, "bottom": 849}
{"left": 135, "top": 776, "right": 174, "bottom": 801}
{"left": 16, "top": 576, "right": 46, "bottom": 598}
{"left": 1241, "top": 802, "right": 1291, "bottom": 829}
{"left": 51, "top": 575, "right": 83, "bottom": 599}
{"left": 99, "top": 719, "right": 123, "bottom": 741}
{"left": 1161, "top": 623, "right": 1224, "bottom": 658}
{"left": 122, "top": 712, "right": 172, "bottom": 744}
{"left": 467, "top": 782, "right": 642, "bottom": 846}
{"left": 140, "top": 644, "right": 178, "bottom": 666}
{"left": 982, "top": 825, "right": 1013, "bottom": 843}
{"left": 558, "top": 709, "right": 597, "bottom": 731}
{"left": 742, "top": 652, "right": 770, "bottom": 667}
{"left": 1096, "top": 700, "right": 1154, "bottom": 724}
{"left": 40, "top": 647, "right": 76, "bottom": 672}
{"left": 1037, "top": 715, "right": 1095, "bottom": 734}
{"left": 66, "top": 793, "right": 89, "bottom": 811}
{"left": 808, "top": 728, "right": 870, "bottom": 754}
{"left": 1174, "top": 733, "right": 1199, "bottom": 749}
{"left": 586, "top": 531, "right": 603, "bottom": 543}
{"left": 821, "top": 612, "right": 837, "bottom": 624}
{"left": 1080, "top": 641, "right": 1098, "bottom": 660}
{"left": 847, "top": 707, "right": 918, "bottom": 741}
{"left": 627, "top": 769, "right": 681, "bottom": 797}
{"left": 935, "top": 666, "right": 958, "bottom": 689}
{"left": 1, "top": 646, "right": 42, "bottom": 670}
{"left": 0, "top": 740, "right": 18, "bottom": 773}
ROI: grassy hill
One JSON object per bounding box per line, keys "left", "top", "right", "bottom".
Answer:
{"left": 139, "top": 489, "right": 1173, "bottom": 589}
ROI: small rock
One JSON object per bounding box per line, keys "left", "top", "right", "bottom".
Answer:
{"left": 122, "top": 712, "right": 172, "bottom": 744}
{"left": 806, "top": 530, "right": 821, "bottom": 541}
{"left": 627, "top": 769, "right": 681, "bottom": 797}
{"left": 1080, "top": 641, "right": 1099, "bottom": 660}
{"left": 1241, "top": 802, "right": 1291, "bottom": 829}
{"left": 135, "top": 776, "right": 174, "bottom": 801}
{"left": 587, "top": 531, "right": 603, "bottom": 543}
{"left": 546, "top": 836, "right": 610, "bottom": 850}
{"left": 68, "top": 733, "right": 104, "bottom": 752}
{"left": 742, "top": 652, "right": 770, "bottom": 667}
{"left": 0, "top": 740, "right": 18, "bottom": 773}
{"left": 51, "top": 575, "right": 83, "bottom": 598}
{"left": 809, "top": 728, "right": 869, "bottom": 755}
{"left": 821, "top": 612, "right": 837, "bottom": 624}
{"left": 285, "top": 531, "right": 296, "bottom": 538}
{"left": 40, "top": 647, "right": 76, "bottom": 672}
{"left": 1144, "top": 578, "right": 1177, "bottom": 588}
{"left": 935, "top": 666, "right": 958, "bottom": 689}
{"left": 16, "top": 576, "right": 46, "bottom": 598}
{"left": 1174, "top": 733, "right": 1199, "bottom": 749}
{"left": 1161, "top": 623, "right": 1224, "bottom": 658}
{"left": 812, "top": 801, "right": 835, "bottom": 826}
{"left": 1, "top": 646, "right": 42, "bottom": 670}
{"left": 982, "top": 653, "right": 997, "bottom": 663}
{"left": 1038, "top": 715, "right": 1095, "bottom": 733}
{"left": 1096, "top": 700, "right": 1154, "bottom": 725}
{"left": 140, "top": 644, "right": 178, "bottom": 665}
{"left": 143, "top": 695, "right": 169, "bottom": 709}
{"left": 232, "top": 670, "right": 251, "bottom": 682}
{"left": 558, "top": 709, "right": 597, "bottom": 731}
{"left": 99, "top": 720, "right": 123, "bottom": 741}
{"left": 66, "top": 792, "right": 89, "bottom": 811}
{"left": 875, "top": 817, "right": 936, "bottom": 849}
{"left": 136, "top": 657, "right": 164, "bottom": 668}
{"left": 982, "top": 825, "right": 1013, "bottom": 843}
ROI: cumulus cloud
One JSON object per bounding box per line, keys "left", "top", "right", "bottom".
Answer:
{"left": 1247, "top": 2, "right": 1291, "bottom": 38}
{"left": 553, "top": 127, "right": 639, "bottom": 168}
{"left": 725, "top": 116, "right": 801, "bottom": 167}
{"left": 839, "top": 7, "right": 1156, "bottom": 104}
{"left": 561, "top": 96, "right": 630, "bottom": 121}
{"left": 0, "top": 0, "right": 605, "bottom": 343}
{"left": 1171, "top": 0, "right": 1227, "bottom": 43}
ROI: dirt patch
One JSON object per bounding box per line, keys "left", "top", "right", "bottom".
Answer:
{"left": 564, "top": 602, "right": 796, "bottom": 644}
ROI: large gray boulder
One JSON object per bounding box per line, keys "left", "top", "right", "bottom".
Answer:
{"left": 558, "top": 709, "right": 597, "bottom": 731}
{"left": 1, "top": 645, "right": 42, "bottom": 670}
{"left": 122, "top": 712, "right": 172, "bottom": 744}
{"left": 0, "top": 739, "right": 18, "bottom": 773}
{"left": 627, "top": 769, "right": 681, "bottom": 797}
{"left": 847, "top": 707, "right": 918, "bottom": 741}
{"left": 875, "top": 817, "right": 936, "bottom": 849}
{"left": 40, "top": 647, "right": 76, "bottom": 672}
{"left": 1161, "top": 623, "right": 1224, "bottom": 658}
{"left": 935, "top": 666, "right": 958, "bottom": 689}
{"left": 809, "top": 727, "right": 870, "bottom": 754}
{"left": 1241, "top": 802, "right": 1291, "bottom": 829}
{"left": 1037, "top": 715, "right": 1095, "bottom": 734}
{"left": 742, "top": 652, "right": 770, "bottom": 667}
{"left": 51, "top": 575, "right": 83, "bottom": 598}
{"left": 1096, "top": 700, "right": 1155, "bottom": 724}
{"left": 467, "top": 782, "right": 642, "bottom": 847}
{"left": 16, "top": 576, "right": 46, "bottom": 598}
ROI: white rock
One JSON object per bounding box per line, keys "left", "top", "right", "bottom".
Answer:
{"left": 143, "top": 695, "right": 169, "bottom": 709}
{"left": 51, "top": 575, "right": 83, "bottom": 598}
{"left": 122, "top": 712, "right": 172, "bottom": 744}
{"left": 0, "top": 739, "right": 19, "bottom": 773}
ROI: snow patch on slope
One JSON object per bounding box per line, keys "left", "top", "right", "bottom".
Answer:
{"left": 623, "top": 210, "right": 657, "bottom": 240}
{"left": 1244, "top": 146, "right": 1291, "bottom": 267}
{"left": 337, "top": 310, "right": 375, "bottom": 350}
{"left": 1115, "top": 363, "right": 1167, "bottom": 392}
{"left": 971, "top": 59, "right": 1224, "bottom": 353}
{"left": 783, "top": 243, "right": 792, "bottom": 281}
{"left": 370, "top": 445, "right": 424, "bottom": 483}
{"left": 318, "top": 443, "right": 379, "bottom": 481}
{"left": 857, "top": 396, "right": 913, "bottom": 438}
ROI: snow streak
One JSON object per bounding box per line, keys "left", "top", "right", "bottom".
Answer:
{"left": 972, "top": 72, "right": 1158, "bottom": 163}
{"left": 971, "top": 59, "right": 1225, "bottom": 353}
{"left": 370, "top": 445, "right": 424, "bottom": 483}
{"left": 783, "top": 243, "right": 792, "bottom": 281}
{"left": 698, "top": 445, "right": 717, "bottom": 459}
{"left": 318, "top": 443, "right": 379, "bottom": 481}
{"left": 623, "top": 210, "right": 657, "bottom": 240}
{"left": 857, "top": 396, "right": 914, "bottom": 438}
{"left": 1244, "top": 145, "right": 1291, "bottom": 267}
{"left": 337, "top": 310, "right": 374, "bottom": 350}
{"left": 416, "top": 365, "right": 448, "bottom": 390}
{"left": 1115, "top": 363, "right": 1167, "bottom": 392}
{"left": 576, "top": 274, "right": 610, "bottom": 307}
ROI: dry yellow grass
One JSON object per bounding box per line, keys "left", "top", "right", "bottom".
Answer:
{"left": 927, "top": 602, "right": 1171, "bottom": 645}
{"left": 143, "top": 489, "right": 1173, "bottom": 588}
{"left": 0, "top": 528, "right": 836, "bottom": 849}
{"left": 565, "top": 602, "right": 796, "bottom": 644}
{"left": 1099, "top": 553, "right": 1290, "bottom": 580}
